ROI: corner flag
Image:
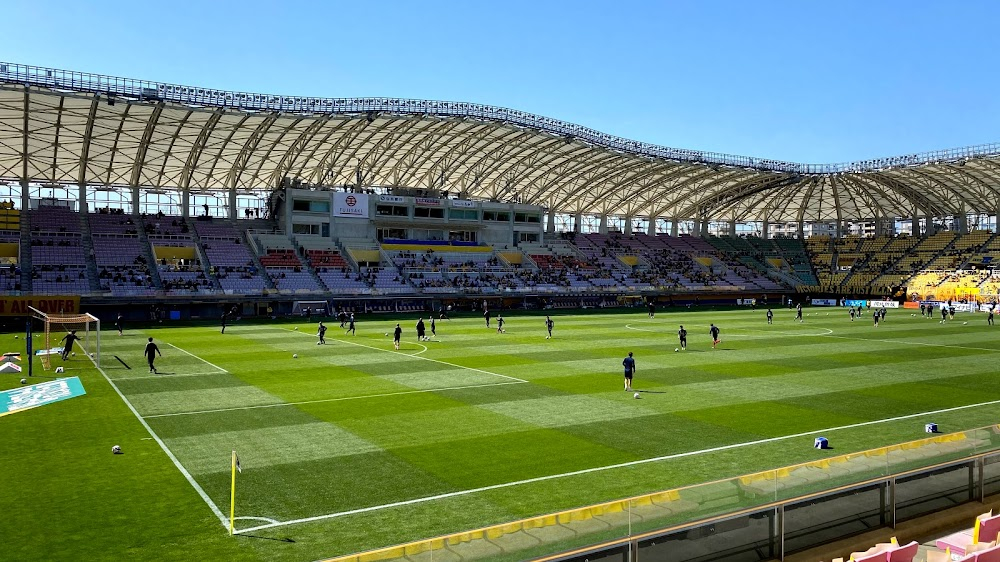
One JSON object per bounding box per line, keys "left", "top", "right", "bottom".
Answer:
{"left": 230, "top": 450, "right": 241, "bottom": 535}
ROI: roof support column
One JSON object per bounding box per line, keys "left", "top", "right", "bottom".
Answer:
{"left": 797, "top": 220, "right": 804, "bottom": 239}
{"left": 957, "top": 208, "right": 968, "bottom": 234}
{"left": 19, "top": 180, "right": 29, "bottom": 212}
{"left": 78, "top": 183, "right": 88, "bottom": 214}
{"left": 762, "top": 221, "right": 770, "bottom": 240}
{"left": 670, "top": 219, "right": 678, "bottom": 237}
{"left": 598, "top": 213, "right": 608, "bottom": 235}
{"left": 573, "top": 212, "right": 581, "bottom": 234}
{"left": 911, "top": 214, "right": 919, "bottom": 236}
{"left": 925, "top": 213, "right": 935, "bottom": 236}
{"left": 700, "top": 219, "right": 709, "bottom": 238}
{"left": 835, "top": 219, "right": 843, "bottom": 238}
{"left": 546, "top": 210, "right": 555, "bottom": 234}
{"left": 228, "top": 187, "right": 237, "bottom": 222}
{"left": 181, "top": 190, "right": 190, "bottom": 220}
{"left": 624, "top": 216, "right": 633, "bottom": 235}
{"left": 647, "top": 214, "right": 657, "bottom": 236}
{"left": 131, "top": 185, "right": 140, "bottom": 216}
{"left": 729, "top": 220, "right": 737, "bottom": 237}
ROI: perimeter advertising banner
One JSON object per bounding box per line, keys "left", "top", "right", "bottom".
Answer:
{"left": 332, "top": 193, "right": 369, "bottom": 218}
{"left": 868, "top": 300, "right": 900, "bottom": 309}
{"left": 811, "top": 298, "right": 839, "bottom": 306}
{"left": 0, "top": 296, "right": 79, "bottom": 316}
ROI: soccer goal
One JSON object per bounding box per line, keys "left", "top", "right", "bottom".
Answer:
{"left": 291, "top": 300, "right": 330, "bottom": 317}
{"left": 28, "top": 306, "right": 101, "bottom": 370}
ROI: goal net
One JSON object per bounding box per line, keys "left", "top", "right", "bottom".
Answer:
{"left": 28, "top": 306, "right": 101, "bottom": 371}
{"left": 292, "top": 300, "right": 329, "bottom": 317}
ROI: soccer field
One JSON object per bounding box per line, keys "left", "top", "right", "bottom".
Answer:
{"left": 4, "top": 306, "right": 1000, "bottom": 561}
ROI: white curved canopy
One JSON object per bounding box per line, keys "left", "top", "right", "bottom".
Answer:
{"left": 2, "top": 62, "right": 999, "bottom": 222}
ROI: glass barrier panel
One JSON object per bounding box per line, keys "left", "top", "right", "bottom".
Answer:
{"left": 636, "top": 509, "right": 778, "bottom": 562}
{"left": 895, "top": 462, "right": 975, "bottom": 523}
{"left": 783, "top": 483, "right": 886, "bottom": 554}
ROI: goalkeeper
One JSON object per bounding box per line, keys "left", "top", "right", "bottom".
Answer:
{"left": 60, "top": 331, "right": 80, "bottom": 361}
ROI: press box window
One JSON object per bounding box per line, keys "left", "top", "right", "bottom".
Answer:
{"left": 292, "top": 199, "right": 330, "bottom": 213}
{"left": 414, "top": 207, "right": 445, "bottom": 218}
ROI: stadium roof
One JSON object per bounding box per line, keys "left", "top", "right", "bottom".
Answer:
{"left": 2, "top": 61, "right": 1000, "bottom": 223}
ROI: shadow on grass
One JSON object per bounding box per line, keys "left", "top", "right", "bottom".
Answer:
{"left": 237, "top": 534, "right": 295, "bottom": 543}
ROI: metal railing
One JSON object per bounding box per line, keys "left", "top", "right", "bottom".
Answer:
{"left": 4, "top": 62, "right": 1000, "bottom": 175}
{"left": 324, "top": 425, "right": 1000, "bottom": 562}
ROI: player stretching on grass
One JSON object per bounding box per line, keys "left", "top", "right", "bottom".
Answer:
{"left": 622, "top": 352, "right": 635, "bottom": 391}
{"left": 144, "top": 337, "right": 161, "bottom": 374}
{"left": 545, "top": 316, "right": 554, "bottom": 339}
{"left": 709, "top": 324, "right": 720, "bottom": 349}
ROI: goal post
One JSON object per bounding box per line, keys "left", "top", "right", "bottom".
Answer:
{"left": 291, "top": 300, "right": 330, "bottom": 317}
{"left": 28, "top": 306, "right": 101, "bottom": 370}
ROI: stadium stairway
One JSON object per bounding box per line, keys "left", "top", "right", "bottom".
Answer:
{"left": 78, "top": 211, "right": 102, "bottom": 292}
{"left": 241, "top": 226, "right": 276, "bottom": 291}
{"left": 188, "top": 223, "right": 223, "bottom": 291}
{"left": 18, "top": 209, "right": 31, "bottom": 292}
{"left": 135, "top": 217, "right": 164, "bottom": 291}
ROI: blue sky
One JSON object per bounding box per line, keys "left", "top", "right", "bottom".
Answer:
{"left": 5, "top": 1, "right": 1000, "bottom": 163}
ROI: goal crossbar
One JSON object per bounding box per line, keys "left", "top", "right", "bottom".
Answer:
{"left": 28, "top": 306, "right": 101, "bottom": 370}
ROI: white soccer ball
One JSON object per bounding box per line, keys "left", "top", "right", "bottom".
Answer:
{"left": 71, "top": 352, "right": 75, "bottom": 356}
{"left": 384, "top": 333, "right": 389, "bottom": 337}
{"left": 294, "top": 326, "right": 298, "bottom": 330}
{"left": 19, "top": 378, "right": 26, "bottom": 384}
{"left": 963, "top": 321, "right": 968, "bottom": 325}
{"left": 633, "top": 392, "right": 640, "bottom": 399}
{"left": 674, "top": 348, "right": 679, "bottom": 352}
{"left": 90, "top": 353, "right": 94, "bottom": 358}
{"left": 55, "top": 367, "right": 64, "bottom": 374}
{"left": 13, "top": 335, "right": 17, "bottom": 339}
{"left": 316, "top": 341, "right": 322, "bottom": 345}
{"left": 292, "top": 353, "right": 298, "bottom": 358}
{"left": 111, "top": 445, "right": 121, "bottom": 454}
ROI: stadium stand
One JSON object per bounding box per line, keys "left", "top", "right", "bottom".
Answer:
{"left": 195, "top": 221, "right": 270, "bottom": 295}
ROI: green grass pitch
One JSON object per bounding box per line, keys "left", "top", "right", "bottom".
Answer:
{"left": 2, "top": 306, "right": 1000, "bottom": 561}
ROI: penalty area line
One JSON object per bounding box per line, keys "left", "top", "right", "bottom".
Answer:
{"left": 163, "top": 342, "right": 229, "bottom": 373}
{"left": 280, "top": 327, "right": 527, "bottom": 383}
{"left": 822, "top": 334, "right": 1000, "bottom": 353}
{"left": 143, "top": 381, "right": 527, "bottom": 419}
{"left": 236, "top": 396, "right": 1000, "bottom": 534}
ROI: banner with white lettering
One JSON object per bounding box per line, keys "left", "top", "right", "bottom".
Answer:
{"left": 868, "top": 300, "right": 900, "bottom": 309}
{"left": 378, "top": 195, "right": 405, "bottom": 204}
{"left": 449, "top": 199, "right": 476, "bottom": 208}
{"left": 333, "top": 193, "right": 369, "bottom": 218}
{"left": 415, "top": 197, "right": 441, "bottom": 206}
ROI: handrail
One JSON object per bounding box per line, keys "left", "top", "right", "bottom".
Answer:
{"left": 4, "top": 61, "right": 1000, "bottom": 175}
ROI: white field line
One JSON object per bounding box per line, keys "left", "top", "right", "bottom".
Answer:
{"left": 280, "top": 328, "right": 527, "bottom": 383}
{"left": 110, "top": 371, "right": 228, "bottom": 381}
{"left": 236, "top": 396, "right": 1000, "bottom": 534}
{"left": 163, "top": 342, "right": 228, "bottom": 373}
{"left": 822, "top": 334, "right": 1000, "bottom": 353}
{"left": 85, "top": 351, "right": 229, "bottom": 529}
{"left": 625, "top": 324, "right": 834, "bottom": 338}
{"left": 143, "top": 381, "right": 526, "bottom": 419}
{"left": 409, "top": 342, "right": 428, "bottom": 356}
